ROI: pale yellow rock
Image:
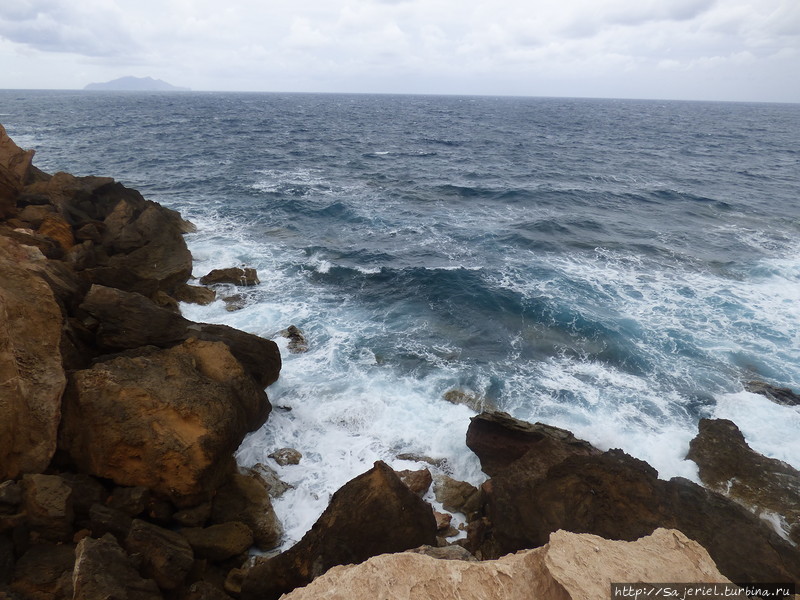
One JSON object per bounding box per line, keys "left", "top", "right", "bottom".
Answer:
{"left": 278, "top": 528, "right": 730, "bottom": 600}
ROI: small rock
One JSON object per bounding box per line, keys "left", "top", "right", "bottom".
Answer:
{"left": 443, "top": 389, "right": 492, "bottom": 412}
{"left": 88, "top": 503, "right": 133, "bottom": 542}
{"left": 126, "top": 519, "right": 194, "bottom": 591}
{"left": 433, "top": 511, "right": 452, "bottom": 532}
{"left": 250, "top": 464, "right": 293, "bottom": 498}
{"left": 395, "top": 454, "right": 447, "bottom": 469}
{"left": 223, "top": 294, "right": 247, "bottom": 312}
{"left": 182, "top": 522, "right": 255, "bottom": 561}
{"left": 269, "top": 448, "right": 302, "bottom": 466}
{"left": 22, "top": 474, "right": 74, "bottom": 542}
{"left": 109, "top": 486, "right": 151, "bottom": 517}
{"left": 396, "top": 469, "right": 433, "bottom": 497}
{"left": 433, "top": 474, "right": 481, "bottom": 517}
{"left": 280, "top": 325, "right": 309, "bottom": 353}
{"left": 174, "top": 283, "right": 216, "bottom": 306}
{"left": 73, "top": 534, "right": 161, "bottom": 600}
{"left": 200, "top": 267, "right": 260, "bottom": 287}
{"left": 173, "top": 502, "right": 212, "bottom": 528}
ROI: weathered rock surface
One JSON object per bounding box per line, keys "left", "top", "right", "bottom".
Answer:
{"left": 22, "top": 474, "right": 74, "bottom": 542}
{"left": 268, "top": 447, "right": 302, "bottom": 466}
{"left": 60, "top": 338, "right": 271, "bottom": 506}
{"left": 469, "top": 448, "right": 800, "bottom": 584}
{"left": 280, "top": 325, "right": 308, "bottom": 353}
{"left": 72, "top": 534, "right": 162, "bottom": 600}
{"left": 465, "top": 411, "right": 600, "bottom": 477}
{"left": 211, "top": 472, "right": 283, "bottom": 550}
{"left": 687, "top": 418, "right": 800, "bottom": 542}
{"left": 745, "top": 380, "right": 800, "bottom": 406}
{"left": 241, "top": 461, "right": 438, "bottom": 600}
{"left": 11, "top": 543, "right": 75, "bottom": 600}
{"left": 397, "top": 468, "right": 433, "bottom": 497}
{"left": 0, "top": 237, "right": 66, "bottom": 480}
{"left": 126, "top": 519, "right": 194, "bottom": 590}
{"left": 200, "top": 267, "right": 260, "bottom": 287}
{"left": 433, "top": 474, "right": 480, "bottom": 516}
{"left": 280, "top": 528, "right": 730, "bottom": 600}
{"left": 181, "top": 521, "right": 254, "bottom": 561}
{"left": 0, "top": 123, "right": 36, "bottom": 206}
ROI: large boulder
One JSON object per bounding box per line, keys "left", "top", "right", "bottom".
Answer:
{"left": 0, "top": 123, "right": 35, "bottom": 210}
{"left": 79, "top": 284, "right": 281, "bottom": 387}
{"left": 0, "top": 237, "right": 66, "bottom": 480}
{"left": 241, "top": 461, "right": 438, "bottom": 600}
{"left": 279, "top": 528, "right": 730, "bottom": 600}
{"left": 210, "top": 472, "right": 283, "bottom": 550}
{"left": 125, "top": 519, "right": 195, "bottom": 591}
{"left": 59, "top": 338, "right": 271, "bottom": 506}
{"left": 687, "top": 418, "right": 800, "bottom": 542}
{"left": 469, "top": 448, "right": 800, "bottom": 584}
{"left": 465, "top": 411, "right": 600, "bottom": 477}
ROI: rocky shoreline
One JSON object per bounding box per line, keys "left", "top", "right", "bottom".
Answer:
{"left": 1, "top": 124, "right": 798, "bottom": 599}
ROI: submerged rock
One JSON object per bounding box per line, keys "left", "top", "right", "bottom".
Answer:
{"left": 269, "top": 447, "right": 302, "bottom": 466}
{"left": 241, "top": 461, "right": 437, "bottom": 600}
{"left": 744, "top": 380, "right": 800, "bottom": 406}
{"left": 278, "top": 528, "right": 730, "bottom": 600}
{"left": 687, "top": 418, "right": 800, "bottom": 542}
{"left": 280, "top": 325, "right": 309, "bottom": 353}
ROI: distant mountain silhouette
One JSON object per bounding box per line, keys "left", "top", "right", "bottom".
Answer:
{"left": 84, "top": 76, "right": 190, "bottom": 91}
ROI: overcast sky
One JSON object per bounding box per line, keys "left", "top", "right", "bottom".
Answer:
{"left": 0, "top": 0, "right": 798, "bottom": 102}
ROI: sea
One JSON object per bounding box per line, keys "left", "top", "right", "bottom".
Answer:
{"left": 2, "top": 90, "right": 799, "bottom": 545}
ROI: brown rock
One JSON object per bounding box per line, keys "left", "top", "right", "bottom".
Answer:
{"left": 17, "top": 205, "right": 55, "bottom": 228}
{"left": 0, "top": 123, "right": 35, "bottom": 202}
{"left": 279, "top": 528, "right": 730, "bottom": 600}
{"left": 406, "top": 544, "right": 476, "bottom": 561}
{"left": 0, "top": 237, "right": 66, "bottom": 480}
{"left": 11, "top": 543, "right": 75, "bottom": 600}
{"left": 465, "top": 411, "right": 600, "bottom": 477}
{"left": 58, "top": 474, "right": 107, "bottom": 525}
{"left": 433, "top": 511, "right": 452, "bottom": 532}
{"left": 687, "top": 418, "right": 800, "bottom": 538}
{"left": 443, "top": 389, "right": 493, "bottom": 412}
{"left": 174, "top": 284, "right": 216, "bottom": 306}
{"left": 249, "top": 464, "right": 292, "bottom": 498}
{"left": 184, "top": 581, "right": 234, "bottom": 600}
{"left": 181, "top": 522, "right": 254, "bottom": 561}
{"left": 125, "top": 519, "right": 194, "bottom": 591}
{"left": 397, "top": 468, "right": 433, "bottom": 497}
{"left": 60, "top": 338, "right": 271, "bottom": 506}
{"left": 22, "top": 474, "right": 74, "bottom": 542}
{"left": 173, "top": 502, "right": 212, "bottom": 528}
{"left": 241, "top": 461, "right": 438, "bottom": 600}
{"left": 744, "top": 380, "right": 800, "bottom": 406}
{"left": 72, "top": 534, "right": 162, "bottom": 600}
{"left": 109, "top": 486, "right": 151, "bottom": 517}
{"left": 268, "top": 448, "right": 302, "bottom": 466}
{"left": 471, "top": 448, "right": 800, "bottom": 584}
{"left": 433, "top": 475, "right": 480, "bottom": 516}
{"left": 211, "top": 473, "right": 283, "bottom": 551}
{"left": 280, "top": 325, "right": 308, "bottom": 353}
{"left": 200, "top": 268, "right": 260, "bottom": 287}
{"left": 37, "top": 214, "right": 74, "bottom": 251}
{"left": 88, "top": 503, "right": 133, "bottom": 542}
{"left": 79, "top": 285, "right": 281, "bottom": 388}
{"left": 0, "top": 481, "right": 22, "bottom": 509}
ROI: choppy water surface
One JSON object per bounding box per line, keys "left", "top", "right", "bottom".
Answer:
{"left": 3, "top": 90, "right": 799, "bottom": 545}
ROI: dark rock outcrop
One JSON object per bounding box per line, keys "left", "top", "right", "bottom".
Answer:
{"left": 125, "top": 519, "right": 194, "bottom": 591}
{"left": 241, "top": 461, "right": 438, "bottom": 600}
{"left": 465, "top": 411, "right": 601, "bottom": 477}
{"left": 745, "top": 380, "right": 800, "bottom": 406}
{"left": 468, "top": 448, "right": 800, "bottom": 584}
{"left": 687, "top": 418, "right": 800, "bottom": 542}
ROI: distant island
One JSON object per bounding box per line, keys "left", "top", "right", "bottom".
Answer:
{"left": 84, "top": 76, "right": 190, "bottom": 92}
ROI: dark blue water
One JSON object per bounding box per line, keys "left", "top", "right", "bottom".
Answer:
{"left": 3, "top": 90, "right": 799, "bottom": 543}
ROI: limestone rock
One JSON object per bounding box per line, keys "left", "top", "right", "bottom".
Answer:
{"left": 279, "top": 528, "right": 730, "bottom": 600}
{"left": 397, "top": 468, "right": 433, "bottom": 497}
{"left": 241, "top": 461, "right": 438, "bottom": 600}
{"left": 200, "top": 268, "right": 260, "bottom": 287}
{"left": 470, "top": 448, "right": 800, "bottom": 584}
{"left": 22, "top": 474, "right": 74, "bottom": 542}
{"left": 687, "top": 418, "right": 800, "bottom": 540}
{"left": 72, "top": 534, "right": 162, "bottom": 600}
{"left": 433, "top": 474, "right": 480, "bottom": 516}
{"left": 60, "top": 338, "right": 271, "bottom": 506}
{"left": 211, "top": 473, "right": 283, "bottom": 550}
{"left": 744, "top": 380, "right": 800, "bottom": 406}
{"left": 174, "top": 283, "right": 216, "bottom": 306}
{"left": 249, "top": 463, "right": 292, "bottom": 498}
{"left": 406, "top": 544, "right": 476, "bottom": 561}
{"left": 0, "top": 237, "right": 66, "bottom": 480}
{"left": 181, "top": 521, "right": 254, "bottom": 561}
{"left": 465, "top": 411, "right": 600, "bottom": 477}
{"left": 268, "top": 448, "right": 302, "bottom": 466}
{"left": 126, "top": 519, "right": 194, "bottom": 590}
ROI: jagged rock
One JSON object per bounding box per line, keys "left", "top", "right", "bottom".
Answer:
{"left": 211, "top": 473, "right": 283, "bottom": 550}
{"left": 181, "top": 522, "right": 254, "bottom": 561}
{"left": 241, "top": 461, "right": 438, "bottom": 600}
{"left": 269, "top": 448, "right": 302, "bottom": 466}
{"left": 280, "top": 325, "right": 308, "bottom": 353}
{"left": 469, "top": 448, "right": 800, "bottom": 584}
{"left": 0, "top": 237, "right": 66, "bottom": 480}
{"left": 126, "top": 519, "right": 194, "bottom": 591}
{"left": 433, "top": 475, "right": 480, "bottom": 516}
{"left": 22, "top": 474, "right": 74, "bottom": 542}
{"left": 279, "top": 528, "right": 729, "bottom": 600}
{"left": 397, "top": 468, "right": 433, "bottom": 497}
{"left": 37, "top": 214, "right": 74, "bottom": 251}
{"left": 249, "top": 464, "right": 292, "bottom": 498}
{"left": 174, "top": 283, "right": 216, "bottom": 306}
{"left": 744, "top": 380, "right": 800, "bottom": 406}
{"left": 200, "top": 268, "right": 260, "bottom": 287}
{"left": 433, "top": 511, "right": 452, "bottom": 532}
{"left": 406, "top": 544, "right": 477, "bottom": 561}
{"left": 465, "top": 411, "right": 600, "bottom": 477}
{"left": 60, "top": 338, "right": 271, "bottom": 506}
{"left": 88, "top": 503, "right": 133, "bottom": 542}
{"left": 443, "top": 389, "right": 492, "bottom": 412}
{"left": 0, "top": 123, "right": 36, "bottom": 205}
{"left": 687, "top": 418, "right": 800, "bottom": 541}
{"left": 72, "top": 534, "right": 162, "bottom": 600}
{"left": 79, "top": 285, "right": 281, "bottom": 387}
{"left": 11, "top": 543, "right": 75, "bottom": 600}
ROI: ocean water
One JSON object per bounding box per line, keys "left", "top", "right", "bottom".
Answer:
{"left": 3, "top": 90, "right": 800, "bottom": 545}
